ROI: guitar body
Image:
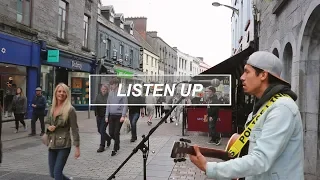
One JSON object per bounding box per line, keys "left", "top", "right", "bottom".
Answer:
{"left": 171, "top": 133, "right": 243, "bottom": 180}
{"left": 225, "top": 133, "right": 241, "bottom": 158}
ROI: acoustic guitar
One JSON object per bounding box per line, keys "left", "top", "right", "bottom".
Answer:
{"left": 170, "top": 133, "right": 242, "bottom": 180}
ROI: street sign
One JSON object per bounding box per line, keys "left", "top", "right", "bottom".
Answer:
{"left": 47, "top": 50, "right": 60, "bottom": 62}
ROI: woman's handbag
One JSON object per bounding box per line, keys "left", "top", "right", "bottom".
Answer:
{"left": 41, "top": 133, "right": 49, "bottom": 146}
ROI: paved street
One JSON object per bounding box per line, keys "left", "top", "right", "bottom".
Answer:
{"left": 0, "top": 111, "right": 228, "bottom": 180}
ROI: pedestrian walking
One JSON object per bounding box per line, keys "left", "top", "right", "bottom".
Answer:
{"left": 11, "top": 87, "right": 27, "bottom": 133}
{"left": 45, "top": 83, "right": 80, "bottom": 180}
{"left": 94, "top": 84, "right": 111, "bottom": 153}
{"left": 128, "top": 89, "right": 144, "bottom": 142}
{"left": 105, "top": 77, "right": 128, "bottom": 156}
{"left": 145, "top": 92, "right": 156, "bottom": 125}
{"left": 29, "top": 87, "right": 47, "bottom": 136}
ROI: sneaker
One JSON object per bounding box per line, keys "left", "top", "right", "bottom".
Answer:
{"left": 14, "top": 130, "right": 18, "bottom": 133}
{"left": 130, "top": 137, "right": 137, "bottom": 142}
{"left": 28, "top": 133, "right": 36, "bottom": 136}
{"left": 111, "top": 150, "right": 117, "bottom": 156}
{"left": 40, "top": 132, "right": 45, "bottom": 136}
{"left": 97, "top": 146, "right": 105, "bottom": 153}
{"left": 24, "top": 125, "right": 28, "bottom": 132}
{"left": 207, "top": 139, "right": 215, "bottom": 144}
{"left": 214, "top": 138, "right": 221, "bottom": 146}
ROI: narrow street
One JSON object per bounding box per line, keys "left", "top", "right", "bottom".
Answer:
{"left": 0, "top": 111, "right": 227, "bottom": 180}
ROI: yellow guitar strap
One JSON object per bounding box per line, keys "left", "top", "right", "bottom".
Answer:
{"left": 228, "top": 93, "right": 291, "bottom": 157}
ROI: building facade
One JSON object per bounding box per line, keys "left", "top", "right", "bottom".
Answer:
{"left": 0, "top": 0, "right": 98, "bottom": 117}
{"left": 199, "top": 59, "right": 211, "bottom": 73}
{"left": 146, "top": 31, "right": 177, "bottom": 83}
{"left": 96, "top": 5, "right": 143, "bottom": 91}
{"left": 0, "top": 3, "right": 39, "bottom": 119}
{"left": 174, "top": 48, "right": 193, "bottom": 82}
{"left": 124, "top": 17, "right": 177, "bottom": 83}
{"left": 256, "top": 0, "right": 320, "bottom": 179}
{"left": 192, "top": 57, "right": 201, "bottom": 77}
{"left": 130, "top": 25, "right": 160, "bottom": 83}
{"left": 231, "top": 0, "right": 255, "bottom": 55}
{"left": 35, "top": 0, "right": 99, "bottom": 110}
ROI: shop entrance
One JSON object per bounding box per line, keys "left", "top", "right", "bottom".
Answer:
{"left": 55, "top": 68, "right": 69, "bottom": 86}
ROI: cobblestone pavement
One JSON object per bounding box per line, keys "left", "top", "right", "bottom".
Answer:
{"left": 0, "top": 111, "right": 229, "bottom": 180}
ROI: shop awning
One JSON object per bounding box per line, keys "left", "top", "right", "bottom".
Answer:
{"left": 193, "top": 43, "right": 255, "bottom": 80}
{"left": 100, "top": 62, "right": 115, "bottom": 74}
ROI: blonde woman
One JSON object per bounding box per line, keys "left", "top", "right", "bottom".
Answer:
{"left": 45, "top": 83, "right": 80, "bottom": 180}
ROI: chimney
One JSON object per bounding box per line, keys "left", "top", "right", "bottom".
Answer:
{"left": 173, "top": 47, "right": 178, "bottom": 51}
{"left": 126, "top": 17, "right": 147, "bottom": 40}
{"left": 147, "top": 31, "right": 157, "bottom": 37}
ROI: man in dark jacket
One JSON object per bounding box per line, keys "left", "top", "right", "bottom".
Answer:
{"left": 127, "top": 89, "right": 144, "bottom": 142}
{"left": 29, "top": 87, "right": 47, "bottom": 136}
{"left": 95, "top": 84, "right": 111, "bottom": 153}
{"left": 206, "top": 86, "right": 220, "bottom": 145}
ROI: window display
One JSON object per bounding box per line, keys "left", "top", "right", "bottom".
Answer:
{"left": 40, "top": 65, "right": 54, "bottom": 106}
{"left": 69, "top": 72, "right": 90, "bottom": 105}
{"left": 0, "top": 63, "right": 27, "bottom": 119}
{"left": 71, "top": 77, "right": 89, "bottom": 105}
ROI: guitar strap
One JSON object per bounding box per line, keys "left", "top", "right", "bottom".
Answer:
{"left": 228, "top": 93, "right": 291, "bottom": 157}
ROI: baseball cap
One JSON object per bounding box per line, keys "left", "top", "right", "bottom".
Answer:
{"left": 35, "top": 87, "right": 42, "bottom": 91}
{"left": 246, "top": 51, "right": 290, "bottom": 85}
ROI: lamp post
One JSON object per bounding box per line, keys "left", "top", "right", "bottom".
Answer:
{"left": 212, "top": 2, "right": 239, "bottom": 15}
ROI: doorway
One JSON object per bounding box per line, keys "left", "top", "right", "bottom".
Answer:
{"left": 55, "top": 68, "right": 68, "bottom": 86}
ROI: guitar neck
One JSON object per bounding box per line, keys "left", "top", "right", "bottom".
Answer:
{"left": 188, "top": 146, "right": 232, "bottom": 161}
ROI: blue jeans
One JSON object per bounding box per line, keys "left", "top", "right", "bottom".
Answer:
{"left": 96, "top": 116, "right": 111, "bottom": 147}
{"left": 129, "top": 113, "right": 140, "bottom": 139}
{"left": 48, "top": 148, "right": 71, "bottom": 180}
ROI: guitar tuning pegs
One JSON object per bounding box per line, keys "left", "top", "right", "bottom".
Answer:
{"left": 179, "top": 138, "right": 191, "bottom": 143}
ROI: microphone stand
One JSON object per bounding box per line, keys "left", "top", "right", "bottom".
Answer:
{"left": 107, "top": 95, "right": 186, "bottom": 180}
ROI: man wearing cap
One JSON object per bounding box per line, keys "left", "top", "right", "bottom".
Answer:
{"left": 189, "top": 51, "right": 304, "bottom": 180}
{"left": 29, "top": 87, "right": 47, "bottom": 136}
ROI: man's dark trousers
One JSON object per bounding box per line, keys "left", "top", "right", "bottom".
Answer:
{"left": 109, "top": 115, "right": 123, "bottom": 151}
{"left": 31, "top": 113, "right": 45, "bottom": 134}
{"left": 96, "top": 116, "right": 111, "bottom": 147}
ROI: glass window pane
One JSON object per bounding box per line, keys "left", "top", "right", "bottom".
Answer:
{"left": 62, "top": 30, "right": 65, "bottom": 39}
{"left": 17, "top": 14, "right": 22, "bottom": 23}
{"left": 62, "top": 21, "right": 65, "bottom": 31}
{"left": 17, "top": 0, "right": 23, "bottom": 13}
{"left": 59, "top": 8, "right": 62, "bottom": 15}
{"left": 62, "top": 10, "right": 66, "bottom": 21}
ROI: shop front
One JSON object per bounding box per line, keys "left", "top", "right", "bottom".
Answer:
{"left": 0, "top": 32, "right": 40, "bottom": 120}
{"left": 40, "top": 48, "right": 94, "bottom": 111}
{"left": 113, "top": 66, "right": 144, "bottom": 85}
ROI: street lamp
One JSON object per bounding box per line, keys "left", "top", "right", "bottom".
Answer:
{"left": 212, "top": 2, "right": 239, "bottom": 16}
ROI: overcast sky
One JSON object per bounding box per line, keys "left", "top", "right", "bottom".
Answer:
{"left": 101, "top": 0, "right": 233, "bottom": 67}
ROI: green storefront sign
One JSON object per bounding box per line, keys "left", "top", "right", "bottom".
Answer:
{"left": 114, "top": 68, "right": 134, "bottom": 79}
{"left": 47, "top": 50, "right": 60, "bottom": 62}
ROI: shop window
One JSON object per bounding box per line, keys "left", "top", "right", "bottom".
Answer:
{"left": 69, "top": 72, "right": 89, "bottom": 105}
{"left": 0, "top": 63, "right": 27, "bottom": 119}
{"left": 40, "top": 65, "right": 54, "bottom": 107}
